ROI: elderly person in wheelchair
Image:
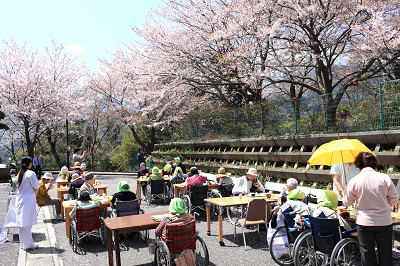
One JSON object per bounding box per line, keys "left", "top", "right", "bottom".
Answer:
{"left": 154, "top": 198, "right": 209, "bottom": 266}
{"left": 312, "top": 190, "right": 352, "bottom": 230}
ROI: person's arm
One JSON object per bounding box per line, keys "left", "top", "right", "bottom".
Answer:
{"left": 332, "top": 174, "right": 344, "bottom": 197}
{"left": 342, "top": 181, "right": 356, "bottom": 207}
{"left": 81, "top": 151, "right": 87, "bottom": 160}
{"left": 30, "top": 172, "right": 40, "bottom": 195}
{"left": 232, "top": 177, "right": 245, "bottom": 195}
{"left": 155, "top": 216, "right": 167, "bottom": 237}
{"left": 255, "top": 181, "right": 265, "bottom": 192}
{"left": 386, "top": 177, "right": 399, "bottom": 207}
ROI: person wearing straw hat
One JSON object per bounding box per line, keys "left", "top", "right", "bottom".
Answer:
{"left": 72, "top": 161, "right": 83, "bottom": 176}
{"left": 36, "top": 172, "right": 62, "bottom": 219}
{"left": 232, "top": 168, "right": 265, "bottom": 195}
{"left": 68, "top": 173, "right": 85, "bottom": 199}
{"left": 155, "top": 198, "right": 192, "bottom": 239}
{"left": 216, "top": 167, "right": 234, "bottom": 185}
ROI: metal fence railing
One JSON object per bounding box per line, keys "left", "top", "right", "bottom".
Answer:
{"left": 171, "top": 80, "right": 400, "bottom": 141}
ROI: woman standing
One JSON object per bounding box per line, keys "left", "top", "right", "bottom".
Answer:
{"left": 343, "top": 152, "right": 399, "bottom": 266}
{"left": 16, "top": 157, "right": 40, "bottom": 250}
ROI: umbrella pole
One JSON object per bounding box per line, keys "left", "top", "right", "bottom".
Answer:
{"left": 340, "top": 150, "right": 348, "bottom": 185}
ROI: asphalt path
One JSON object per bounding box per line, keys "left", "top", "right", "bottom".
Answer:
{"left": 48, "top": 174, "right": 273, "bottom": 266}
{"left": 0, "top": 183, "right": 19, "bottom": 266}
{"left": 2, "top": 174, "right": 400, "bottom": 265}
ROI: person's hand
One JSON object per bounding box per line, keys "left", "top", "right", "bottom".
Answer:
{"left": 282, "top": 186, "right": 288, "bottom": 192}
{"left": 145, "top": 173, "right": 149, "bottom": 177}
{"left": 254, "top": 182, "right": 260, "bottom": 187}
{"left": 49, "top": 183, "right": 54, "bottom": 189}
{"left": 273, "top": 206, "right": 280, "bottom": 214}
{"left": 339, "top": 190, "right": 344, "bottom": 197}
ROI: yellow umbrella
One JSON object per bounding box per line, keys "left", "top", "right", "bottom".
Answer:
{"left": 308, "top": 138, "right": 374, "bottom": 185}
{"left": 308, "top": 138, "right": 374, "bottom": 166}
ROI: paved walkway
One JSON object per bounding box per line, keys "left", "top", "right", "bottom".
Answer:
{"left": 18, "top": 206, "right": 63, "bottom": 266}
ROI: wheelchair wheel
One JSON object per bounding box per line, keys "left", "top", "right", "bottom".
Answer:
{"left": 164, "top": 187, "right": 171, "bottom": 204}
{"left": 393, "top": 226, "right": 400, "bottom": 259}
{"left": 195, "top": 235, "right": 209, "bottom": 266}
{"left": 155, "top": 241, "right": 171, "bottom": 266}
{"left": 168, "top": 185, "right": 175, "bottom": 200}
{"left": 100, "top": 218, "right": 108, "bottom": 247}
{"left": 293, "top": 231, "right": 324, "bottom": 266}
{"left": 139, "top": 230, "right": 149, "bottom": 243}
{"left": 183, "top": 195, "right": 191, "bottom": 214}
{"left": 227, "top": 205, "right": 246, "bottom": 226}
{"left": 70, "top": 221, "right": 79, "bottom": 253}
{"left": 146, "top": 186, "right": 152, "bottom": 205}
{"left": 269, "top": 226, "right": 293, "bottom": 266}
{"left": 330, "top": 238, "right": 361, "bottom": 266}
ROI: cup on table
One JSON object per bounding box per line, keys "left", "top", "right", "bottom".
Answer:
{"left": 239, "top": 193, "right": 242, "bottom": 199}
{"left": 266, "top": 192, "right": 271, "bottom": 198}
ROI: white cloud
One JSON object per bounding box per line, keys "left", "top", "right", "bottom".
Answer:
{"left": 67, "top": 44, "right": 86, "bottom": 53}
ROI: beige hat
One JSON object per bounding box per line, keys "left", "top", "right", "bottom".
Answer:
{"left": 42, "top": 172, "right": 53, "bottom": 180}
{"left": 73, "top": 161, "right": 81, "bottom": 169}
{"left": 71, "top": 173, "right": 80, "bottom": 180}
{"left": 216, "top": 167, "right": 231, "bottom": 178}
{"left": 246, "top": 168, "right": 258, "bottom": 176}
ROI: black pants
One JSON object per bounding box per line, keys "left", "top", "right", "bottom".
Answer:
{"left": 33, "top": 165, "right": 42, "bottom": 179}
{"left": 357, "top": 224, "right": 393, "bottom": 266}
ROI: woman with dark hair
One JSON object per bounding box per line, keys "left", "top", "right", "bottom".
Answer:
{"left": 16, "top": 156, "right": 40, "bottom": 250}
{"left": 343, "top": 152, "right": 399, "bottom": 266}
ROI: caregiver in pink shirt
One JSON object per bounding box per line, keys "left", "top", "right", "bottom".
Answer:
{"left": 343, "top": 152, "right": 399, "bottom": 266}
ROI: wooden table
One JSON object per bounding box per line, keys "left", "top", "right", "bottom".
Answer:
{"left": 58, "top": 184, "right": 109, "bottom": 218}
{"left": 136, "top": 177, "right": 171, "bottom": 200}
{"left": 62, "top": 200, "right": 111, "bottom": 240}
{"left": 173, "top": 182, "right": 219, "bottom": 198}
{"left": 56, "top": 179, "right": 69, "bottom": 188}
{"left": 204, "top": 195, "right": 278, "bottom": 246}
{"left": 57, "top": 187, "right": 70, "bottom": 218}
{"left": 105, "top": 211, "right": 169, "bottom": 266}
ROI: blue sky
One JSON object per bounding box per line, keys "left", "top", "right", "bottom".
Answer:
{"left": 0, "top": 0, "right": 160, "bottom": 72}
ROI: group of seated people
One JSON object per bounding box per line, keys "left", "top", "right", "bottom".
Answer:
{"left": 267, "top": 177, "right": 353, "bottom": 256}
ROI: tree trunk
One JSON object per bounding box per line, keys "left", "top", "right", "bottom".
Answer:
{"left": 129, "top": 125, "right": 151, "bottom": 153}
{"left": 46, "top": 128, "right": 62, "bottom": 168}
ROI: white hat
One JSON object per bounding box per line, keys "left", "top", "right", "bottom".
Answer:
{"left": 246, "top": 168, "right": 258, "bottom": 176}
{"left": 42, "top": 172, "right": 53, "bottom": 180}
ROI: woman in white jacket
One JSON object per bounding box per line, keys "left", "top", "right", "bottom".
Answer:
{"left": 16, "top": 156, "right": 40, "bottom": 250}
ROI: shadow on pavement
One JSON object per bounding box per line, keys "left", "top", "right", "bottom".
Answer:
{"left": 27, "top": 246, "right": 65, "bottom": 255}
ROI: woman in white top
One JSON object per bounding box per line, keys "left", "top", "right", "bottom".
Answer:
{"left": 16, "top": 156, "right": 40, "bottom": 250}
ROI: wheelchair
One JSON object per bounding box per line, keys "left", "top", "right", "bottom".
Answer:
{"left": 269, "top": 208, "right": 309, "bottom": 266}
{"left": 293, "top": 215, "right": 360, "bottom": 266}
{"left": 154, "top": 218, "right": 209, "bottom": 266}
{"left": 168, "top": 174, "right": 187, "bottom": 199}
{"left": 183, "top": 184, "right": 218, "bottom": 217}
{"left": 146, "top": 179, "right": 169, "bottom": 205}
{"left": 110, "top": 199, "right": 149, "bottom": 242}
{"left": 70, "top": 206, "right": 107, "bottom": 253}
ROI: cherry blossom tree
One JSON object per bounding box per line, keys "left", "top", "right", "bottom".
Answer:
{"left": 86, "top": 43, "right": 207, "bottom": 153}
{"left": 0, "top": 39, "right": 85, "bottom": 158}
